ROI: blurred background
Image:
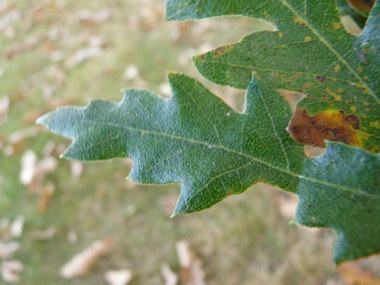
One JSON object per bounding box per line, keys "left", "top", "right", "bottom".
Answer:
{"left": 0, "top": 0, "right": 378, "bottom": 284}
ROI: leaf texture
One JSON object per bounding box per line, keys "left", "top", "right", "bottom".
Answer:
{"left": 37, "top": 73, "right": 380, "bottom": 263}
{"left": 166, "top": 0, "right": 380, "bottom": 152}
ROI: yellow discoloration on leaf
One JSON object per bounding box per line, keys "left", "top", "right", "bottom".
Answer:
{"left": 333, "top": 23, "right": 341, "bottom": 29}
{"left": 294, "top": 17, "right": 307, "bottom": 25}
{"left": 363, "top": 101, "right": 368, "bottom": 106}
{"left": 329, "top": 101, "right": 334, "bottom": 107}
{"left": 326, "top": 87, "right": 342, "bottom": 101}
{"left": 337, "top": 88, "right": 344, "bottom": 93}
{"left": 370, "top": 121, "right": 380, "bottom": 128}
{"left": 362, "top": 114, "right": 367, "bottom": 119}
{"left": 350, "top": 106, "right": 357, "bottom": 112}
{"left": 357, "top": 66, "right": 363, "bottom": 72}
{"left": 279, "top": 32, "right": 284, "bottom": 38}
{"left": 334, "top": 64, "right": 341, "bottom": 72}
{"left": 364, "top": 76, "right": 369, "bottom": 80}
{"left": 305, "top": 36, "right": 311, "bottom": 41}
{"left": 375, "top": 146, "right": 379, "bottom": 151}
{"left": 362, "top": 132, "right": 370, "bottom": 139}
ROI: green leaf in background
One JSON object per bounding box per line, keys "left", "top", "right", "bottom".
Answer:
{"left": 166, "top": 0, "right": 380, "bottom": 152}
{"left": 37, "top": 73, "right": 380, "bottom": 263}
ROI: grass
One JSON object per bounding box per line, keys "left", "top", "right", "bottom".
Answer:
{"left": 0, "top": 0, "right": 346, "bottom": 284}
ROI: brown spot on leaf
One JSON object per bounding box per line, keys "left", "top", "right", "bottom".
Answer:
{"left": 288, "top": 107, "right": 365, "bottom": 148}
{"left": 315, "top": 75, "right": 327, "bottom": 83}
{"left": 294, "top": 72, "right": 301, "bottom": 77}
{"left": 286, "top": 81, "right": 292, "bottom": 85}
{"left": 226, "top": 44, "right": 233, "bottom": 50}
{"left": 213, "top": 46, "right": 225, "bottom": 58}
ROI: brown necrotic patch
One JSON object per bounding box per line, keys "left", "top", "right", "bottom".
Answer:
{"left": 288, "top": 107, "right": 365, "bottom": 148}
{"left": 315, "top": 75, "right": 327, "bottom": 83}
{"left": 213, "top": 46, "right": 225, "bottom": 58}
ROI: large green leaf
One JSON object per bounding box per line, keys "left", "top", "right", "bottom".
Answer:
{"left": 166, "top": 0, "right": 380, "bottom": 152}
{"left": 37, "top": 73, "right": 380, "bottom": 263}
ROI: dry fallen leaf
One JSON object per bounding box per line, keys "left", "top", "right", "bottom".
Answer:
{"left": 75, "top": 9, "right": 111, "bottom": 24}
{"left": 60, "top": 238, "right": 113, "bottom": 279}
{"left": 8, "top": 126, "right": 44, "bottom": 145}
{"left": 124, "top": 65, "right": 139, "bottom": 80}
{"left": 10, "top": 216, "right": 24, "bottom": 238}
{"left": 0, "top": 96, "right": 9, "bottom": 125}
{"left": 338, "top": 260, "right": 380, "bottom": 285}
{"left": 70, "top": 161, "right": 83, "bottom": 179}
{"left": 65, "top": 47, "right": 103, "bottom": 68}
{"left": 28, "top": 157, "right": 58, "bottom": 191}
{"left": 104, "top": 269, "right": 133, "bottom": 285}
{"left": 67, "top": 230, "right": 78, "bottom": 244}
{"left": 176, "top": 241, "right": 206, "bottom": 285}
{"left": 161, "top": 263, "right": 178, "bottom": 285}
{"left": 1, "top": 260, "right": 24, "bottom": 283}
{"left": 38, "top": 183, "right": 55, "bottom": 213}
{"left": 30, "top": 227, "right": 55, "bottom": 241}
{"left": 19, "top": 150, "right": 37, "bottom": 185}
{"left": 159, "top": 83, "right": 172, "bottom": 97}
{"left": 0, "top": 241, "right": 20, "bottom": 259}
